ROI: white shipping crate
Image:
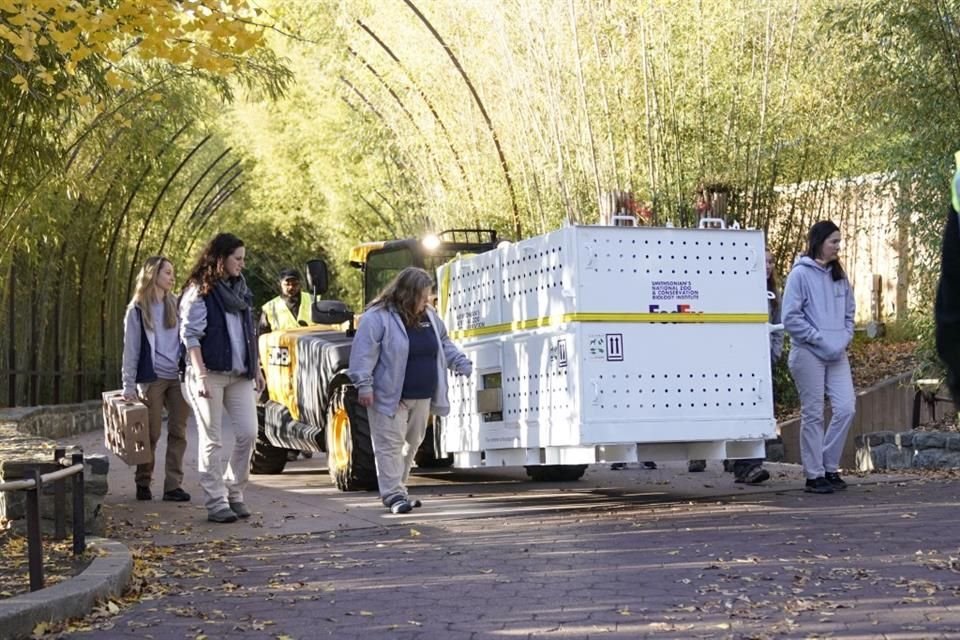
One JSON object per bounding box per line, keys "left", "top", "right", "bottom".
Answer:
{"left": 437, "top": 224, "right": 775, "bottom": 468}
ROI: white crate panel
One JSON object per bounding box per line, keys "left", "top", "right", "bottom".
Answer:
{"left": 575, "top": 226, "right": 767, "bottom": 315}
{"left": 441, "top": 250, "right": 503, "bottom": 333}
{"left": 499, "top": 231, "right": 573, "bottom": 324}
{"left": 499, "top": 331, "right": 580, "bottom": 447}
{"left": 575, "top": 323, "right": 774, "bottom": 442}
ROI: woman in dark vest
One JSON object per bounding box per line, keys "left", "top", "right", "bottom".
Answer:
{"left": 180, "top": 233, "right": 265, "bottom": 523}
{"left": 120, "top": 256, "right": 190, "bottom": 503}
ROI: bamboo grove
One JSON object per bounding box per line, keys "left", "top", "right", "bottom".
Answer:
{"left": 2, "top": 0, "right": 960, "bottom": 405}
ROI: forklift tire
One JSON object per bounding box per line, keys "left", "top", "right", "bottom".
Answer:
{"left": 251, "top": 435, "right": 289, "bottom": 475}
{"left": 524, "top": 464, "right": 588, "bottom": 482}
{"left": 325, "top": 383, "right": 378, "bottom": 491}
{"left": 414, "top": 420, "right": 454, "bottom": 468}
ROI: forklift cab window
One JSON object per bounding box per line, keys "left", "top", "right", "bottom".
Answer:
{"left": 364, "top": 247, "right": 417, "bottom": 307}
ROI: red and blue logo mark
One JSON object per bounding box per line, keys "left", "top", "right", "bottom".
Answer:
{"left": 649, "top": 304, "right": 697, "bottom": 313}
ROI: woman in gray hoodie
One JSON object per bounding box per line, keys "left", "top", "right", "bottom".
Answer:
{"left": 121, "top": 256, "right": 190, "bottom": 503}
{"left": 782, "top": 220, "right": 856, "bottom": 494}
{"left": 348, "top": 267, "right": 473, "bottom": 514}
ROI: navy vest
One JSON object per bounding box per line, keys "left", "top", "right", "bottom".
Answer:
{"left": 134, "top": 308, "right": 158, "bottom": 385}
{"left": 201, "top": 286, "right": 256, "bottom": 379}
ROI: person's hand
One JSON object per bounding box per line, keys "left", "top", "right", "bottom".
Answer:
{"left": 122, "top": 391, "right": 137, "bottom": 402}
{"left": 358, "top": 391, "right": 374, "bottom": 407}
{"left": 194, "top": 370, "right": 211, "bottom": 399}
{"left": 255, "top": 370, "right": 266, "bottom": 394}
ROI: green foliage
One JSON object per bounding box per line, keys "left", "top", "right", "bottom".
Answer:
{"left": 8, "top": 0, "right": 960, "bottom": 404}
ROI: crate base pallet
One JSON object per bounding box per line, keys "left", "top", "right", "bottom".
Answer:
{"left": 101, "top": 390, "right": 152, "bottom": 466}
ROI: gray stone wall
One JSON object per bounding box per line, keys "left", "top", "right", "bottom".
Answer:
{"left": 856, "top": 430, "right": 960, "bottom": 471}
{"left": 0, "top": 403, "right": 107, "bottom": 534}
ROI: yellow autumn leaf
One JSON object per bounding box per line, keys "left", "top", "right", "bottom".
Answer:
{"left": 13, "top": 43, "right": 35, "bottom": 62}
{"left": 0, "top": 24, "right": 17, "bottom": 44}
{"left": 10, "top": 73, "right": 28, "bottom": 93}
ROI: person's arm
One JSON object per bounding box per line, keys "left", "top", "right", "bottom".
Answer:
{"left": 180, "top": 285, "right": 211, "bottom": 398}
{"left": 120, "top": 306, "right": 141, "bottom": 400}
{"left": 347, "top": 311, "right": 384, "bottom": 407}
{"left": 258, "top": 308, "right": 272, "bottom": 335}
{"left": 252, "top": 309, "right": 266, "bottom": 394}
{"left": 781, "top": 271, "right": 821, "bottom": 345}
{"left": 434, "top": 312, "right": 473, "bottom": 376}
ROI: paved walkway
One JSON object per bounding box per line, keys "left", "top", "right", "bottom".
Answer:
{"left": 60, "top": 427, "right": 960, "bottom": 639}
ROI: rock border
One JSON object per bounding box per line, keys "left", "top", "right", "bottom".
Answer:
{"left": 0, "top": 537, "right": 132, "bottom": 640}
{"left": 856, "top": 430, "right": 960, "bottom": 471}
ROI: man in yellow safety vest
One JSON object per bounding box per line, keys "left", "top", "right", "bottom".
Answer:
{"left": 258, "top": 268, "right": 315, "bottom": 334}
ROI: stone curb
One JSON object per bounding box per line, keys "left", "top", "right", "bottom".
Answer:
{"left": 0, "top": 537, "right": 132, "bottom": 640}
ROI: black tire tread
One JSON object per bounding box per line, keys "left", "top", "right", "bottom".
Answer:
{"left": 524, "top": 464, "right": 588, "bottom": 482}
{"left": 414, "top": 419, "right": 454, "bottom": 468}
{"left": 326, "top": 384, "right": 378, "bottom": 491}
{"left": 250, "top": 436, "right": 288, "bottom": 475}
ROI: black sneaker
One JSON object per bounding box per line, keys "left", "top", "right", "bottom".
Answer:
{"left": 737, "top": 466, "right": 770, "bottom": 485}
{"left": 162, "top": 488, "right": 191, "bottom": 502}
{"left": 642, "top": 461, "right": 658, "bottom": 470}
{"left": 208, "top": 506, "right": 238, "bottom": 523}
{"left": 688, "top": 459, "right": 706, "bottom": 473}
{"left": 824, "top": 472, "right": 847, "bottom": 491}
{"left": 610, "top": 462, "right": 627, "bottom": 470}
{"left": 136, "top": 485, "right": 152, "bottom": 501}
{"left": 390, "top": 499, "right": 413, "bottom": 514}
{"left": 804, "top": 477, "right": 834, "bottom": 494}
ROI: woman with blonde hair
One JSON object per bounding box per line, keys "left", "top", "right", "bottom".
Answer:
{"left": 180, "top": 233, "right": 264, "bottom": 523}
{"left": 121, "top": 256, "right": 191, "bottom": 503}
{"left": 348, "top": 266, "right": 473, "bottom": 514}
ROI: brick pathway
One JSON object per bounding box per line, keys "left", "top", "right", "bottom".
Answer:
{"left": 71, "top": 476, "right": 960, "bottom": 640}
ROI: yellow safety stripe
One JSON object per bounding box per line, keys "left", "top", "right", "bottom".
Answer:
{"left": 448, "top": 312, "right": 768, "bottom": 340}
{"left": 438, "top": 263, "right": 452, "bottom": 318}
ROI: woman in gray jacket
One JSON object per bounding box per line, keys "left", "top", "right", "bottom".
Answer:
{"left": 782, "top": 221, "right": 856, "bottom": 494}
{"left": 348, "top": 267, "right": 473, "bottom": 514}
{"left": 121, "top": 256, "right": 190, "bottom": 503}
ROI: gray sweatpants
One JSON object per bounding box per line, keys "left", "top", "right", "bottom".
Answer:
{"left": 368, "top": 398, "right": 431, "bottom": 506}
{"left": 788, "top": 347, "right": 856, "bottom": 479}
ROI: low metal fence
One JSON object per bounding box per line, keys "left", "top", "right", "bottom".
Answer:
{"left": 0, "top": 448, "right": 85, "bottom": 591}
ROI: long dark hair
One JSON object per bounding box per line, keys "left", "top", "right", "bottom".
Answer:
{"left": 368, "top": 266, "right": 433, "bottom": 328}
{"left": 185, "top": 233, "right": 245, "bottom": 295}
{"left": 765, "top": 250, "right": 779, "bottom": 311}
{"left": 804, "top": 220, "right": 846, "bottom": 282}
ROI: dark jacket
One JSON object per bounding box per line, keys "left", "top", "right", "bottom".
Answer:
{"left": 936, "top": 207, "right": 960, "bottom": 325}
